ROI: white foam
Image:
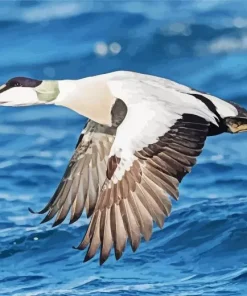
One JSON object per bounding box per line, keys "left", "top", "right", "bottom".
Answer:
{"left": 21, "top": 2, "right": 90, "bottom": 23}
{"left": 209, "top": 35, "right": 247, "bottom": 54}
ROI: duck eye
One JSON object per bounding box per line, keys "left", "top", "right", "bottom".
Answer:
{"left": 7, "top": 80, "right": 21, "bottom": 87}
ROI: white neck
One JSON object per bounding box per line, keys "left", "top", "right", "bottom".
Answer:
{"left": 55, "top": 74, "right": 116, "bottom": 126}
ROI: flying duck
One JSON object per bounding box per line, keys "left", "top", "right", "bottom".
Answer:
{"left": 0, "top": 71, "right": 247, "bottom": 265}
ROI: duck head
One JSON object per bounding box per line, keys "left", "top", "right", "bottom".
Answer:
{"left": 0, "top": 77, "right": 60, "bottom": 106}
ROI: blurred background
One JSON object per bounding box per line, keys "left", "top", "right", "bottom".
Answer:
{"left": 1, "top": 0, "right": 247, "bottom": 295}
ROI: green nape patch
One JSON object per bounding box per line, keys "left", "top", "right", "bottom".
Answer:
{"left": 35, "top": 81, "right": 60, "bottom": 102}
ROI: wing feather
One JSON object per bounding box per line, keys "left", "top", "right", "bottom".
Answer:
{"left": 100, "top": 208, "right": 113, "bottom": 265}
{"left": 30, "top": 120, "right": 117, "bottom": 225}
{"left": 119, "top": 198, "right": 140, "bottom": 252}
{"left": 83, "top": 211, "right": 102, "bottom": 262}
{"left": 128, "top": 192, "right": 153, "bottom": 241}
{"left": 77, "top": 113, "right": 210, "bottom": 264}
{"left": 111, "top": 204, "right": 127, "bottom": 260}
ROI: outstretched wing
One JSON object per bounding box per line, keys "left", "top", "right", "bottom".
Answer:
{"left": 76, "top": 98, "right": 213, "bottom": 264}
{"left": 29, "top": 120, "right": 117, "bottom": 226}
{"left": 75, "top": 75, "right": 221, "bottom": 264}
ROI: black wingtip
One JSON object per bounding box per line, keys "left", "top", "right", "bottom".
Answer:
{"left": 72, "top": 242, "right": 85, "bottom": 250}
{"left": 115, "top": 250, "right": 123, "bottom": 261}
{"left": 28, "top": 207, "right": 35, "bottom": 214}
{"left": 28, "top": 206, "right": 49, "bottom": 215}
{"left": 40, "top": 215, "right": 51, "bottom": 224}
{"left": 52, "top": 219, "right": 63, "bottom": 228}
{"left": 74, "top": 237, "right": 90, "bottom": 250}
{"left": 69, "top": 214, "right": 80, "bottom": 225}
{"left": 83, "top": 254, "right": 91, "bottom": 263}
{"left": 75, "top": 243, "right": 87, "bottom": 251}
{"left": 99, "top": 255, "right": 108, "bottom": 266}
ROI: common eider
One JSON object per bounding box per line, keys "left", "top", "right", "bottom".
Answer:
{"left": 0, "top": 71, "right": 247, "bottom": 265}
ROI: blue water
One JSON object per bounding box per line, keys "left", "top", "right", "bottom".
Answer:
{"left": 1, "top": 0, "right": 247, "bottom": 295}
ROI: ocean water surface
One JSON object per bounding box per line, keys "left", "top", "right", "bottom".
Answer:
{"left": 1, "top": 1, "right": 247, "bottom": 295}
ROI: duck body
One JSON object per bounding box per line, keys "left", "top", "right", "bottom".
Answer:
{"left": 0, "top": 71, "right": 247, "bottom": 265}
